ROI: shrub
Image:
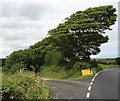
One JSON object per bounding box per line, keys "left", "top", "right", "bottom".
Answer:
{"left": 3, "top": 63, "right": 26, "bottom": 73}
{"left": 115, "top": 57, "right": 120, "bottom": 65}
{"left": 65, "top": 61, "right": 75, "bottom": 70}
{"left": 2, "top": 73, "right": 51, "bottom": 99}
{"left": 49, "top": 65, "right": 60, "bottom": 73}
{"left": 0, "top": 58, "right": 6, "bottom": 67}
{"left": 96, "top": 65, "right": 103, "bottom": 72}
{"left": 44, "top": 50, "right": 62, "bottom": 66}
{"left": 9, "top": 63, "right": 27, "bottom": 73}
{"left": 90, "top": 59, "right": 98, "bottom": 68}
{"left": 62, "top": 70, "right": 81, "bottom": 79}
{"left": 73, "top": 62, "right": 91, "bottom": 71}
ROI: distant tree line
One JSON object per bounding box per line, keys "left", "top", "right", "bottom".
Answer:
{"left": 115, "top": 57, "right": 120, "bottom": 65}
{"left": 0, "top": 58, "right": 6, "bottom": 67}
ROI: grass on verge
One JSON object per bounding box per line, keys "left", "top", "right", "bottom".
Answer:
{"left": 40, "top": 64, "right": 118, "bottom": 80}
{"left": 40, "top": 66, "right": 82, "bottom": 80}
{"left": 2, "top": 71, "right": 51, "bottom": 100}
{"left": 99, "top": 64, "right": 118, "bottom": 70}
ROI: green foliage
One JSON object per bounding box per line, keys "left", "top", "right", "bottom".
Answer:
{"left": 2, "top": 73, "right": 51, "bottom": 99}
{"left": 4, "top": 50, "right": 31, "bottom": 69}
{"left": 41, "top": 66, "right": 81, "bottom": 79}
{"left": 65, "top": 60, "right": 76, "bottom": 70}
{"left": 48, "top": 5, "right": 117, "bottom": 62}
{"left": 96, "top": 65, "right": 103, "bottom": 72}
{"left": 62, "top": 70, "right": 82, "bottom": 79}
{"left": 4, "top": 49, "right": 43, "bottom": 72}
{"left": 90, "top": 59, "right": 98, "bottom": 68}
{"left": 73, "top": 62, "right": 91, "bottom": 71}
{"left": 40, "top": 66, "right": 65, "bottom": 79}
{"left": 44, "top": 50, "right": 62, "bottom": 66}
{"left": 9, "top": 63, "right": 26, "bottom": 73}
{"left": 91, "top": 68, "right": 97, "bottom": 75}
{"left": 115, "top": 57, "right": 120, "bottom": 65}
{"left": 99, "top": 64, "right": 118, "bottom": 70}
{"left": 97, "top": 58, "right": 115, "bottom": 65}
{"left": 0, "top": 58, "right": 6, "bottom": 67}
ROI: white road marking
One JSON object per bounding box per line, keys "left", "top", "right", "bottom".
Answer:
{"left": 88, "top": 86, "right": 92, "bottom": 91}
{"left": 92, "top": 78, "right": 95, "bottom": 82}
{"left": 93, "top": 76, "right": 96, "bottom": 79}
{"left": 95, "top": 73, "right": 98, "bottom": 77}
{"left": 86, "top": 92, "right": 90, "bottom": 98}
{"left": 86, "top": 71, "right": 101, "bottom": 98}
{"left": 90, "top": 82, "right": 93, "bottom": 85}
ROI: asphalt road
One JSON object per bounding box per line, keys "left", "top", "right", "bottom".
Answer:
{"left": 43, "top": 68, "right": 119, "bottom": 99}
{"left": 87, "top": 68, "right": 119, "bottom": 99}
{"left": 44, "top": 77, "right": 92, "bottom": 99}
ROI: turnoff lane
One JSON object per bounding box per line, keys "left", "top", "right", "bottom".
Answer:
{"left": 43, "top": 77, "right": 93, "bottom": 99}
{"left": 87, "top": 68, "right": 119, "bottom": 99}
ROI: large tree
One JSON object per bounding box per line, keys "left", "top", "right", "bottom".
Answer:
{"left": 48, "top": 5, "right": 117, "bottom": 62}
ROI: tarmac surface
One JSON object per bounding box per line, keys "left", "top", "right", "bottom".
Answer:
{"left": 43, "top": 68, "right": 119, "bottom": 100}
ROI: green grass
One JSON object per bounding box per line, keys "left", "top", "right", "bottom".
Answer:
{"left": 0, "top": 67, "right": 2, "bottom": 83}
{"left": 96, "top": 58, "right": 116, "bottom": 65}
{"left": 40, "top": 66, "right": 82, "bottom": 79}
{"left": 0, "top": 67, "right": 2, "bottom": 99}
{"left": 99, "top": 64, "right": 118, "bottom": 70}
{"left": 40, "top": 63, "right": 118, "bottom": 80}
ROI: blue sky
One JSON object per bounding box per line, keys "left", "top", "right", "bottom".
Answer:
{"left": 0, "top": 0, "right": 119, "bottom": 58}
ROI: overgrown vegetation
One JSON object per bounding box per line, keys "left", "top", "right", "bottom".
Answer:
{"left": 40, "top": 58, "right": 118, "bottom": 79}
{"left": 2, "top": 72, "right": 51, "bottom": 100}
{"left": 40, "top": 66, "right": 82, "bottom": 79}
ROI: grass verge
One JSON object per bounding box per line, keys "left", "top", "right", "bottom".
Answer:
{"left": 40, "top": 64, "right": 118, "bottom": 80}
{"left": 40, "top": 66, "right": 82, "bottom": 79}
{"left": 2, "top": 71, "right": 51, "bottom": 100}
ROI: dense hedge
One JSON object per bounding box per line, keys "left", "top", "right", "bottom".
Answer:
{"left": 2, "top": 73, "right": 51, "bottom": 100}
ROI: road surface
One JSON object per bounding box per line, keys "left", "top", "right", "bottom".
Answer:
{"left": 44, "top": 77, "right": 92, "bottom": 99}
{"left": 43, "top": 68, "right": 119, "bottom": 99}
{"left": 87, "top": 68, "right": 119, "bottom": 99}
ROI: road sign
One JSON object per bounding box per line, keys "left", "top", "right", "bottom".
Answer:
{"left": 81, "top": 69, "right": 93, "bottom": 77}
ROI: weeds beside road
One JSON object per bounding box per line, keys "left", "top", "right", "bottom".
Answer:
{"left": 2, "top": 72, "right": 51, "bottom": 100}
{"left": 40, "top": 64, "right": 118, "bottom": 80}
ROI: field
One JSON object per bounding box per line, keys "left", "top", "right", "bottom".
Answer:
{"left": 96, "top": 58, "right": 116, "bottom": 64}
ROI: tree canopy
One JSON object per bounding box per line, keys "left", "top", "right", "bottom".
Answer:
{"left": 48, "top": 5, "right": 117, "bottom": 62}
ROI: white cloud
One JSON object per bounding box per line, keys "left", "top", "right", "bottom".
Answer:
{"left": 0, "top": 0, "right": 119, "bottom": 58}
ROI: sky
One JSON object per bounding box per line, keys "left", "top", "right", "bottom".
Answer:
{"left": 0, "top": 0, "right": 119, "bottom": 58}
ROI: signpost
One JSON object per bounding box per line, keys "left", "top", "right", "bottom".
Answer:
{"left": 81, "top": 69, "right": 93, "bottom": 77}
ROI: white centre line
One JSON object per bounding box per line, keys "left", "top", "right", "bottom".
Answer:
{"left": 86, "top": 92, "right": 90, "bottom": 98}
{"left": 90, "top": 82, "right": 93, "bottom": 85}
{"left": 86, "top": 71, "right": 101, "bottom": 98}
{"left": 88, "top": 86, "right": 92, "bottom": 91}
{"left": 95, "top": 73, "right": 98, "bottom": 77}
{"left": 93, "top": 76, "right": 96, "bottom": 79}
{"left": 92, "top": 78, "right": 95, "bottom": 82}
